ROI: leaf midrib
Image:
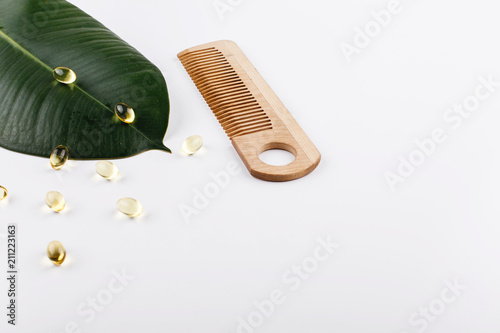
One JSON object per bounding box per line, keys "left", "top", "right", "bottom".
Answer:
{"left": 0, "top": 29, "right": 170, "bottom": 153}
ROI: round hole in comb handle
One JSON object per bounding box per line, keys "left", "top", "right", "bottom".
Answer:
{"left": 231, "top": 129, "right": 321, "bottom": 182}
{"left": 259, "top": 148, "right": 296, "bottom": 166}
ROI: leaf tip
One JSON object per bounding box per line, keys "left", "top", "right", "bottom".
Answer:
{"left": 156, "top": 143, "right": 172, "bottom": 154}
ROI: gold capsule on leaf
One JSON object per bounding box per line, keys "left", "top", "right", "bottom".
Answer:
{"left": 53, "top": 67, "right": 76, "bottom": 84}
{"left": 0, "top": 186, "right": 7, "bottom": 201}
{"left": 50, "top": 145, "right": 69, "bottom": 170}
{"left": 96, "top": 161, "right": 119, "bottom": 180}
{"left": 182, "top": 135, "right": 203, "bottom": 155}
{"left": 47, "top": 241, "right": 66, "bottom": 265}
{"left": 46, "top": 191, "right": 65, "bottom": 212}
{"left": 114, "top": 103, "right": 135, "bottom": 124}
{"left": 117, "top": 198, "right": 143, "bottom": 218}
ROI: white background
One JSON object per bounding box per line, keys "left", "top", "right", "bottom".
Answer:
{"left": 1, "top": 0, "right": 500, "bottom": 332}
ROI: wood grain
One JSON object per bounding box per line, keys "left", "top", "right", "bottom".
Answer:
{"left": 178, "top": 40, "right": 321, "bottom": 181}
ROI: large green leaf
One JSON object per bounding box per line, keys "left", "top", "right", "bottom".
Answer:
{"left": 0, "top": 0, "right": 170, "bottom": 159}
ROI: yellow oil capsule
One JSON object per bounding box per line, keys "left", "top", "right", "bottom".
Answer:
{"left": 53, "top": 67, "right": 76, "bottom": 84}
{"left": 182, "top": 135, "right": 203, "bottom": 155}
{"left": 47, "top": 241, "right": 66, "bottom": 265}
{"left": 0, "top": 186, "right": 7, "bottom": 201}
{"left": 114, "top": 103, "right": 135, "bottom": 124}
{"left": 116, "top": 198, "right": 143, "bottom": 218}
{"left": 96, "top": 161, "right": 119, "bottom": 180}
{"left": 45, "top": 191, "right": 65, "bottom": 212}
{"left": 50, "top": 145, "right": 69, "bottom": 170}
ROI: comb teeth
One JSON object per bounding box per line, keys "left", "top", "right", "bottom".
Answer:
{"left": 179, "top": 47, "right": 273, "bottom": 139}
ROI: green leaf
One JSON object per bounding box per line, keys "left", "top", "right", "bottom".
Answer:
{"left": 0, "top": 0, "right": 171, "bottom": 159}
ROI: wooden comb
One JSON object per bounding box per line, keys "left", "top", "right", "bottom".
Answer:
{"left": 178, "top": 40, "right": 321, "bottom": 182}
